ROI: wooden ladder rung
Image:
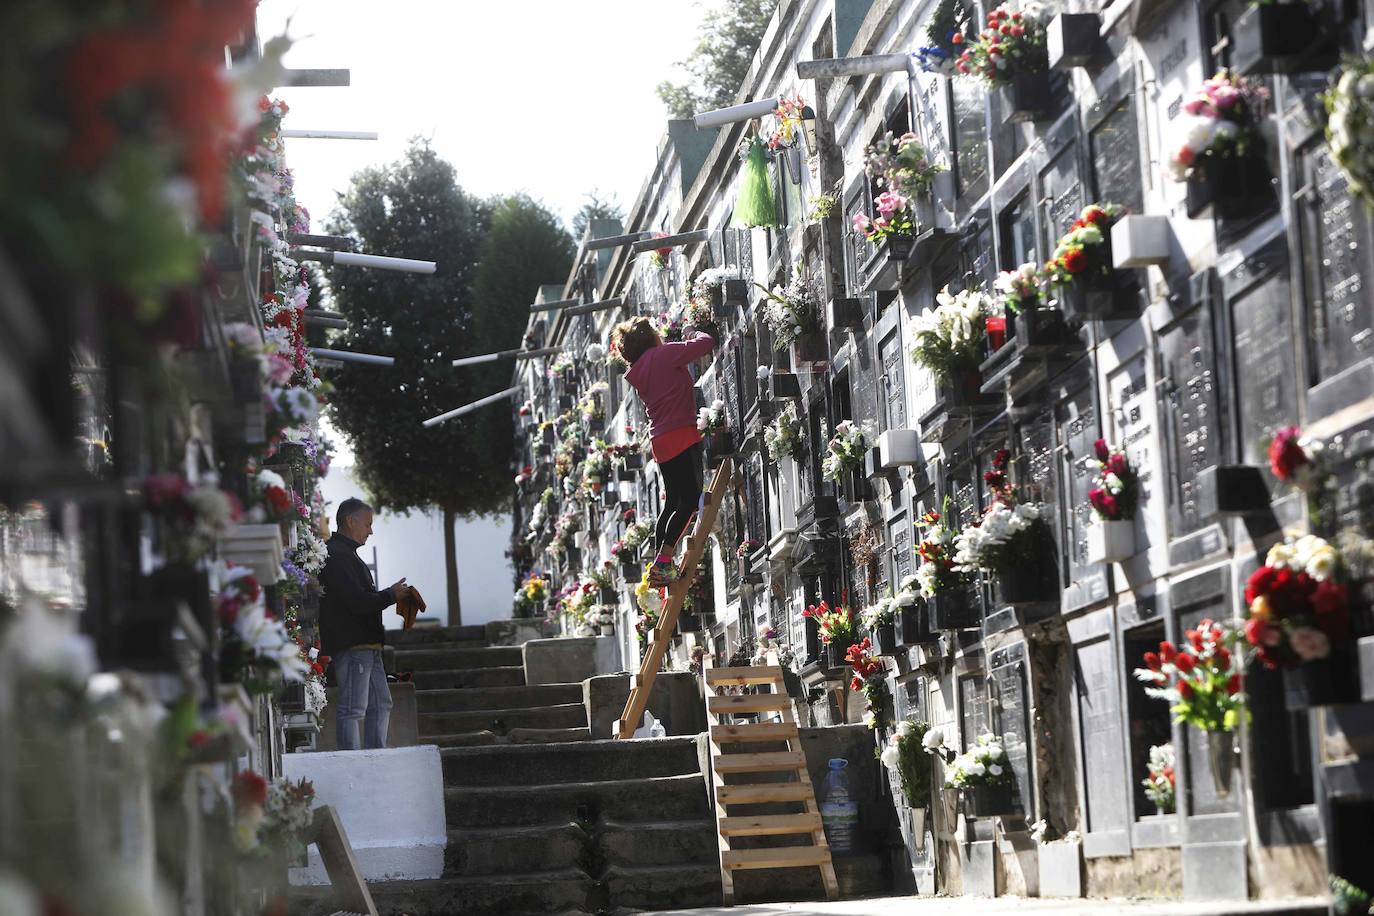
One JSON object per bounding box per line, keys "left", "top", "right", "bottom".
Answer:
{"left": 718, "top": 812, "right": 824, "bottom": 837}
{"left": 710, "top": 722, "right": 799, "bottom": 743}
{"left": 712, "top": 750, "right": 808, "bottom": 774}
{"left": 708, "top": 693, "right": 790, "bottom": 715}
{"left": 716, "top": 782, "right": 815, "bottom": 805}
{"left": 705, "top": 666, "right": 785, "bottom": 685}
{"left": 721, "top": 846, "right": 832, "bottom": 871}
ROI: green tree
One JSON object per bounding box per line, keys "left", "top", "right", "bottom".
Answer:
{"left": 324, "top": 140, "right": 499, "bottom": 624}
{"left": 570, "top": 189, "right": 623, "bottom": 241}
{"left": 656, "top": 0, "right": 779, "bottom": 118}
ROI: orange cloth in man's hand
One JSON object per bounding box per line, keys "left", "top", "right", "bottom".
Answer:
{"left": 396, "top": 586, "right": 426, "bottom": 629}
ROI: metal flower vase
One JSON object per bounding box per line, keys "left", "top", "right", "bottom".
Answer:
{"left": 1207, "top": 730, "right": 1236, "bottom": 799}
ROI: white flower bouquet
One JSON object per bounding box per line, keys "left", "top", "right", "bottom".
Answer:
{"left": 1326, "top": 57, "right": 1374, "bottom": 207}
{"left": 821, "top": 420, "right": 867, "bottom": 481}
{"left": 952, "top": 501, "right": 1046, "bottom": 574}
{"left": 756, "top": 273, "right": 820, "bottom": 350}
{"left": 910, "top": 286, "right": 992, "bottom": 382}
{"left": 942, "top": 733, "right": 1012, "bottom": 788}
{"left": 763, "top": 401, "right": 805, "bottom": 462}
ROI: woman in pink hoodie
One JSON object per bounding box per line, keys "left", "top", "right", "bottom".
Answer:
{"left": 612, "top": 316, "right": 716, "bottom": 587}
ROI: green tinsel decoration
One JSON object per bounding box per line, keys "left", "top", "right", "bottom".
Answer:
{"left": 733, "top": 136, "right": 780, "bottom": 228}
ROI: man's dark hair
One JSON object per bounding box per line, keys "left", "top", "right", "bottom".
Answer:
{"left": 336, "top": 498, "right": 373, "bottom": 529}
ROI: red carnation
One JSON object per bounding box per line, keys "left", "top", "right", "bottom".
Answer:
{"left": 1143, "top": 651, "right": 1161, "bottom": 671}
{"left": 1011, "top": 24, "right": 1025, "bottom": 36}
{"left": 851, "top": 676, "right": 863, "bottom": 691}
{"left": 1214, "top": 646, "right": 1231, "bottom": 671}
{"left": 1267, "top": 427, "right": 1307, "bottom": 482}
{"left": 951, "top": 32, "right": 964, "bottom": 43}
{"left": 1177, "top": 681, "right": 1194, "bottom": 699}
{"left": 1226, "top": 674, "right": 1242, "bottom": 695}
{"left": 264, "top": 486, "right": 291, "bottom": 516}
{"left": 1159, "top": 641, "right": 1176, "bottom": 663}
{"left": 1094, "top": 438, "right": 1111, "bottom": 462}
{"left": 1106, "top": 453, "right": 1130, "bottom": 476}
{"left": 1186, "top": 629, "right": 1203, "bottom": 652}
{"left": 231, "top": 771, "right": 268, "bottom": 808}
{"left": 1062, "top": 248, "right": 1089, "bottom": 274}
{"left": 1174, "top": 652, "right": 1197, "bottom": 673}
{"left": 1083, "top": 206, "right": 1107, "bottom": 224}
{"left": 1245, "top": 565, "right": 1279, "bottom": 604}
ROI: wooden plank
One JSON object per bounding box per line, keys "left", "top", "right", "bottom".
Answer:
{"left": 716, "top": 782, "right": 814, "bottom": 805}
{"left": 705, "top": 666, "right": 785, "bottom": 685}
{"left": 718, "top": 813, "right": 824, "bottom": 837}
{"left": 710, "top": 721, "right": 799, "bottom": 743}
{"left": 310, "top": 806, "right": 379, "bottom": 916}
{"left": 618, "top": 459, "right": 732, "bottom": 739}
{"left": 721, "top": 846, "right": 832, "bottom": 870}
{"left": 712, "top": 750, "right": 808, "bottom": 773}
{"left": 708, "top": 693, "right": 790, "bottom": 714}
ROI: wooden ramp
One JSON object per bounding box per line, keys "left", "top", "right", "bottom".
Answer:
{"left": 617, "top": 458, "right": 732, "bottom": 740}
{"left": 702, "top": 653, "right": 838, "bottom": 906}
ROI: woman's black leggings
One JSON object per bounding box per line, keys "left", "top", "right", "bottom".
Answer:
{"left": 654, "top": 442, "right": 704, "bottom": 554}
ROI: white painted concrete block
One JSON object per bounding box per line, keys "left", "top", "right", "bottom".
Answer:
{"left": 284, "top": 745, "right": 446, "bottom": 886}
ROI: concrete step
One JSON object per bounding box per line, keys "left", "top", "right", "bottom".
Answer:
{"left": 444, "top": 773, "right": 710, "bottom": 828}
{"left": 394, "top": 645, "right": 523, "bottom": 672}
{"left": 416, "top": 683, "right": 582, "bottom": 714}
{"left": 312, "top": 869, "right": 594, "bottom": 916}
{"left": 442, "top": 735, "right": 701, "bottom": 786}
{"left": 600, "top": 818, "right": 717, "bottom": 868}
{"left": 417, "top": 703, "right": 587, "bottom": 737}
{"left": 426, "top": 727, "right": 596, "bottom": 749}
{"left": 602, "top": 862, "right": 723, "bottom": 910}
{"left": 388, "top": 624, "right": 487, "bottom": 646}
{"left": 444, "top": 823, "right": 583, "bottom": 876}
{"left": 409, "top": 666, "right": 525, "bottom": 690}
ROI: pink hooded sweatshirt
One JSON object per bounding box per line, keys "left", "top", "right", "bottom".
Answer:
{"left": 625, "top": 330, "right": 715, "bottom": 462}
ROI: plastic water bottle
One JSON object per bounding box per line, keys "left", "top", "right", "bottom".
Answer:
{"left": 819, "top": 757, "right": 858, "bottom": 853}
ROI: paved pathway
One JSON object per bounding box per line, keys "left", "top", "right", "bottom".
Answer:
{"left": 651, "top": 895, "right": 1328, "bottom": 915}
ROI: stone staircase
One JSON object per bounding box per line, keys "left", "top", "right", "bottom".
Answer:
{"left": 343, "top": 624, "right": 723, "bottom": 915}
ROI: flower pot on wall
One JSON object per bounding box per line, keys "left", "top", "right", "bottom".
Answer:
{"left": 859, "top": 234, "right": 914, "bottom": 293}
{"left": 1087, "top": 519, "right": 1136, "bottom": 564}
{"left": 870, "top": 622, "right": 897, "bottom": 656}
{"left": 1207, "top": 730, "right": 1236, "bottom": 798}
{"left": 1230, "top": 1, "right": 1335, "bottom": 75}
{"left": 1195, "top": 464, "right": 1271, "bottom": 521}
{"left": 824, "top": 639, "right": 853, "bottom": 671}
{"left": 1056, "top": 261, "right": 1142, "bottom": 323}
{"left": 790, "top": 332, "right": 828, "bottom": 372}
{"left": 965, "top": 782, "right": 1017, "bottom": 818}
{"left": 928, "top": 590, "right": 980, "bottom": 631}
{"left": 991, "top": 558, "right": 1060, "bottom": 608}
{"left": 1282, "top": 649, "right": 1362, "bottom": 709}
{"left": 997, "top": 71, "right": 1053, "bottom": 123}
{"left": 897, "top": 600, "right": 934, "bottom": 646}
{"left": 1047, "top": 12, "right": 1104, "bottom": 69}
{"left": 706, "top": 431, "right": 737, "bottom": 468}
{"left": 1038, "top": 840, "right": 1085, "bottom": 898}
{"left": 1185, "top": 152, "right": 1275, "bottom": 221}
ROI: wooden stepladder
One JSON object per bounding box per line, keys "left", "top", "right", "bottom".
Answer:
{"left": 702, "top": 652, "right": 839, "bottom": 906}
{"left": 616, "top": 458, "right": 733, "bottom": 740}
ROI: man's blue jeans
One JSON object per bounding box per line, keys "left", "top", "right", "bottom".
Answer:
{"left": 334, "top": 647, "right": 392, "bottom": 750}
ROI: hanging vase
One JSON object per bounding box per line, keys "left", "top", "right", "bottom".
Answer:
{"left": 733, "top": 137, "right": 781, "bottom": 229}
{"left": 1206, "top": 730, "right": 1236, "bottom": 798}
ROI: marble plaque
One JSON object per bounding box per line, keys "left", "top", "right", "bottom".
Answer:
{"left": 1158, "top": 305, "right": 1223, "bottom": 539}
{"left": 1302, "top": 143, "right": 1374, "bottom": 384}
{"left": 1076, "top": 637, "right": 1130, "bottom": 835}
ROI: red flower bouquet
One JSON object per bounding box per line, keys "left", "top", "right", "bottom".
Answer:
{"left": 802, "top": 601, "right": 856, "bottom": 645}
{"left": 1267, "top": 426, "right": 1324, "bottom": 492}
{"left": 955, "top": 2, "right": 1049, "bottom": 89}
{"left": 845, "top": 637, "right": 891, "bottom": 729}
{"left": 1243, "top": 534, "right": 1351, "bottom": 668}
{"left": 1133, "top": 619, "right": 1248, "bottom": 732}
{"left": 1086, "top": 438, "right": 1139, "bottom": 521}
{"left": 1042, "top": 203, "right": 1123, "bottom": 290}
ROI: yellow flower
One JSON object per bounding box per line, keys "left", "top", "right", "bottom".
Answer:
{"left": 1250, "top": 595, "right": 1272, "bottom": 620}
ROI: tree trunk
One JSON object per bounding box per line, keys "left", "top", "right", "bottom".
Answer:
{"left": 443, "top": 506, "right": 462, "bottom": 626}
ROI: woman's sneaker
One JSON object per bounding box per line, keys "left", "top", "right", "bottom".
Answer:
{"left": 647, "top": 559, "right": 677, "bottom": 588}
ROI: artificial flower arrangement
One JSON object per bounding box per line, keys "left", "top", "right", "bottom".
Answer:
{"left": 910, "top": 285, "right": 992, "bottom": 382}
{"left": 579, "top": 382, "right": 608, "bottom": 423}
{"left": 634, "top": 568, "right": 664, "bottom": 643}
{"left": 852, "top": 131, "right": 944, "bottom": 243}
{"left": 752, "top": 620, "right": 797, "bottom": 667}
{"left": 736, "top": 539, "right": 762, "bottom": 561}
{"left": 216, "top": 562, "right": 310, "bottom": 695}
{"left": 284, "top": 523, "right": 328, "bottom": 586}
{"left": 232, "top": 772, "right": 317, "bottom": 858}
{"left": 756, "top": 272, "right": 821, "bottom": 350}
{"left": 697, "top": 399, "right": 729, "bottom": 435}
{"left": 879, "top": 720, "right": 936, "bottom": 805}
{"left": 646, "top": 232, "right": 674, "bottom": 271}
{"left": 1326, "top": 57, "right": 1374, "bottom": 208}
{"left": 860, "top": 596, "right": 897, "bottom": 632}
{"left": 1243, "top": 534, "right": 1352, "bottom": 669}
{"left": 802, "top": 600, "right": 856, "bottom": 647}
{"left": 768, "top": 93, "right": 809, "bottom": 150}
{"left": 1269, "top": 426, "right": 1325, "bottom": 493}
{"left": 514, "top": 465, "right": 534, "bottom": 487}
{"left": 143, "top": 473, "right": 242, "bottom": 564}
{"left": 1142, "top": 743, "right": 1176, "bottom": 814}
{"left": 915, "top": 0, "right": 975, "bottom": 75}
{"left": 915, "top": 508, "right": 966, "bottom": 598}
{"left": 1087, "top": 438, "right": 1139, "bottom": 521}
{"left": 764, "top": 401, "right": 806, "bottom": 462}
{"left": 1167, "top": 70, "right": 1270, "bottom": 182}
{"left": 550, "top": 509, "right": 582, "bottom": 554}
{"left": 1041, "top": 203, "right": 1124, "bottom": 291}
{"left": 1134, "top": 619, "right": 1248, "bottom": 733}
{"left": 622, "top": 519, "right": 653, "bottom": 552}
{"left": 581, "top": 446, "right": 611, "bottom": 497}
{"left": 285, "top": 607, "right": 330, "bottom": 717}
{"left": 955, "top": 2, "right": 1048, "bottom": 88}
{"left": 548, "top": 351, "right": 577, "bottom": 383}
{"left": 735, "top": 135, "right": 782, "bottom": 228}
{"left": 822, "top": 420, "right": 867, "bottom": 481}
{"left": 993, "top": 263, "right": 1043, "bottom": 315}
{"left": 952, "top": 451, "right": 1048, "bottom": 576}
{"left": 253, "top": 468, "right": 294, "bottom": 522}
{"left": 846, "top": 637, "right": 891, "bottom": 729}
{"left": 942, "top": 733, "right": 1013, "bottom": 789}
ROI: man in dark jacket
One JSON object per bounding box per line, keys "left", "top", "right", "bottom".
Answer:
{"left": 320, "top": 497, "right": 407, "bottom": 750}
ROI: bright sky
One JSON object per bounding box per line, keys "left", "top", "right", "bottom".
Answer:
{"left": 256, "top": 0, "right": 710, "bottom": 241}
